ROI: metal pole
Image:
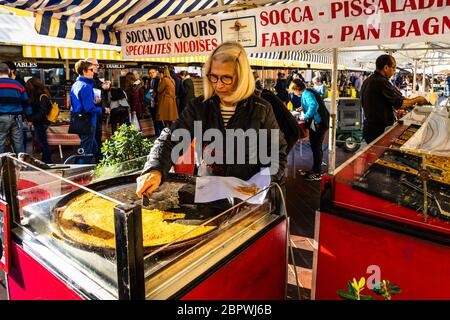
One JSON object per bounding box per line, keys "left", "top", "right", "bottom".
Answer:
{"left": 413, "top": 59, "right": 418, "bottom": 94}
{"left": 431, "top": 65, "right": 434, "bottom": 92}
{"left": 422, "top": 62, "right": 426, "bottom": 93}
{"left": 65, "top": 59, "right": 70, "bottom": 108}
{"left": 262, "top": 66, "right": 265, "bottom": 88}
{"left": 328, "top": 48, "right": 338, "bottom": 174}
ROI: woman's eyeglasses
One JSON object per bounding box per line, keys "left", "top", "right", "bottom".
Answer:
{"left": 87, "top": 68, "right": 95, "bottom": 72}
{"left": 207, "top": 74, "right": 233, "bottom": 85}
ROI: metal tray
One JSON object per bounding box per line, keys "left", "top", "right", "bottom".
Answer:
{"left": 51, "top": 173, "right": 236, "bottom": 254}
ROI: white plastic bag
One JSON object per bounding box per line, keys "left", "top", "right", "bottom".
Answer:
{"left": 130, "top": 113, "right": 141, "bottom": 132}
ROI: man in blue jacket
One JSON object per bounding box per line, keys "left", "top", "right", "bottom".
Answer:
{"left": 70, "top": 60, "right": 102, "bottom": 163}
{"left": 0, "top": 62, "right": 32, "bottom": 154}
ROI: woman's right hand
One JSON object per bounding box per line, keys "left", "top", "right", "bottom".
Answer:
{"left": 136, "top": 170, "right": 162, "bottom": 199}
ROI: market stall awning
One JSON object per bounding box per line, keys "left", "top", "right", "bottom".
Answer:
{"left": 58, "top": 47, "right": 121, "bottom": 60}
{"left": 23, "top": 45, "right": 59, "bottom": 59}
{"left": 0, "top": 11, "right": 121, "bottom": 60}
{"left": 0, "top": 0, "right": 247, "bottom": 46}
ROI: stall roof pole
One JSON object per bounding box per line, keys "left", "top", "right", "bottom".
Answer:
{"left": 413, "top": 59, "right": 418, "bottom": 94}
{"left": 328, "top": 48, "right": 338, "bottom": 174}
{"left": 431, "top": 65, "right": 434, "bottom": 92}
{"left": 65, "top": 59, "right": 70, "bottom": 108}
{"left": 422, "top": 62, "right": 426, "bottom": 93}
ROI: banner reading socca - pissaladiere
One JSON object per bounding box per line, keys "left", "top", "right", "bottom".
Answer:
{"left": 121, "top": 0, "right": 450, "bottom": 59}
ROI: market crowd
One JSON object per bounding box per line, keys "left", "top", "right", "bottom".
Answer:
{"left": 1, "top": 51, "right": 446, "bottom": 176}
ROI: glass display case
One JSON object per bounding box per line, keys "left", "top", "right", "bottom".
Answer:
{"left": 313, "top": 107, "right": 450, "bottom": 300}
{"left": 1, "top": 155, "right": 287, "bottom": 300}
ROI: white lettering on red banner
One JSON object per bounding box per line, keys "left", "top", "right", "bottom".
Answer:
{"left": 121, "top": 0, "right": 450, "bottom": 58}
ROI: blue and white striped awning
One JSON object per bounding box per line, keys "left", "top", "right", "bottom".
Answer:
{"left": 0, "top": 0, "right": 293, "bottom": 46}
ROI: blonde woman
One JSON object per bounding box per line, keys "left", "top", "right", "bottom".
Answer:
{"left": 157, "top": 67, "right": 178, "bottom": 127}
{"left": 136, "top": 42, "right": 287, "bottom": 198}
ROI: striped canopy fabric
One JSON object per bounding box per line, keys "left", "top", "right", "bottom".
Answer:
{"left": 22, "top": 44, "right": 59, "bottom": 58}
{"left": 0, "top": 11, "right": 122, "bottom": 59}
{"left": 0, "top": 0, "right": 290, "bottom": 46}
{"left": 0, "top": 0, "right": 360, "bottom": 68}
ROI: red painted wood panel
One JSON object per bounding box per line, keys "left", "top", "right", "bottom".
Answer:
{"left": 182, "top": 220, "right": 288, "bottom": 300}
{"left": 315, "top": 212, "right": 450, "bottom": 300}
{"left": 7, "top": 243, "right": 83, "bottom": 300}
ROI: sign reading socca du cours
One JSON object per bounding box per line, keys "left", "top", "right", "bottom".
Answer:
{"left": 121, "top": 0, "right": 450, "bottom": 59}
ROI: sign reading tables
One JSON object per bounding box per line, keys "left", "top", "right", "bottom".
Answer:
{"left": 0, "top": 199, "right": 10, "bottom": 273}
{"left": 121, "top": 0, "right": 449, "bottom": 59}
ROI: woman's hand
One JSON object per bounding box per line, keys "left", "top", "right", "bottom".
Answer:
{"left": 136, "top": 170, "right": 162, "bottom": 199}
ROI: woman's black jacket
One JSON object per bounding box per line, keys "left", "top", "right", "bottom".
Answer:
{"left": 142, "top": 94, "right": 288, "bottom": 183}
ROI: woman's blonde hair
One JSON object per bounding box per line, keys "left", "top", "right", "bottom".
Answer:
{"left": 203, "top": 41, "right": 255, "bottom": 104}
{"left": 162, "top": 67, "right": 172, "bottom": 79}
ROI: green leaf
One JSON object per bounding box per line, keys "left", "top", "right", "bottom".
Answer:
{"left": 360, "top": 295, "right": 376, "bottom": 300}
{"left": 337, "top": 290, "right": 357, "bottom": 300}
{"left": 372, "top": 288, "right": 383, "bottom": 295}
{"left": 348, "top": 280, "right": 357, "bottom": 295}
{"left": 389, "top": 289, "right": 402, "bottom": 294}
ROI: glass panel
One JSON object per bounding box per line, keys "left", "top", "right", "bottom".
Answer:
{"left": 13, "top": 156, "right": 130, "bottom": 299}
{"left": 142, "top": 184, "right": 283, "bottom": 298}
{"left": 333, "top": 115, "right": 450, "bottom": 233}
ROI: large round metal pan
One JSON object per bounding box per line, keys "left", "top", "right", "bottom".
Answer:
{"left": 51, "top": 172, "right": 235, "bottom": 255}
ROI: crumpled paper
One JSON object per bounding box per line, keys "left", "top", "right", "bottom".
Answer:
{"left": 194, "top": 168, "right": 271, "bottom": 205}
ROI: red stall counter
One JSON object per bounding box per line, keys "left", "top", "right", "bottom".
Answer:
{"left": 1, "top": 154, "right": 287, "bottom": 300}
{"left": 313, "top": 123, "right": 450, "bottom": 300}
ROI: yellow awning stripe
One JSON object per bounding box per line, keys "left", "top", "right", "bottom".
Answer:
{"left": 22, "top": 45, "right": 59, "bottom": 58}
{"left": 21, "top": 44, "right": 316, "bottom": 68}
{"left": 310, "top": 63, "right": 346, "bottom": 70}
{"left": 121, "top": 55, "right": 307, "bottom": 68}
{"left": 58, "top": 47, "right": 121, "bottom": 60}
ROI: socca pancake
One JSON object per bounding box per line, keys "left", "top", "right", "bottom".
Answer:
{"left": 235, "top": 183, "right": 259, "bottom": 196}
{"left": 57, "top": 193, "right": 215, "bottom": 249}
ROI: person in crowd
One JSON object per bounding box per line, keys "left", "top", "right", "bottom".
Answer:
{"left": 275, "top": 72, "right": 289, "bottom": 104}
{"left": 142, "top": 76, "right": 149, "bottom": 92}
{"left": 107, "top": 86, "right": 131, "bottom": 134}
{"left": 70, "top": 60, "right": 102, "bottom": 163}
{"left": 257, "top": 88, "right": 301, "bottom": 154}
{"left": 361, "top": 54, "right": 428, "bottom": 144}
{"left": 298, "top": 71, "right": 306, "bottom": 84}
{"left": 147, "top": 67, "right": 162, "bottom": 135}
{"left": 4, "top": 61, "right": 29, "bottom": 150}
{"left": 169, "top": 65, "right": 184, "bottom": 115}
{"left": 354, "top": 74, "right": 363, "bottom": 97}
{"left": 180, "top": 70, "right": 195, "bottom": 113}
{"left": 157, "top": 67, "right": 178, "bottom": 128}
{"left": 25, "top": 77, "right": 53, "bottom": 163}
{"left": 3, "top": 61, "right": 26, "bottom": 86}
{"left": 445, "top": 73, "right": 450, "bottom": 96}
{"left": 254, "top": 71, "right": 263, "bottom": 91}
{"left": 136, "top": 42, "right": 287, "bottom": 199}
{"left": 346, "top": 81, "right": 357, "bottom": 98}
{"left": 312, "top": 77, "right": 326, "bottom": 98}
{"left": 84, "top": 58, "right": 111, "bottom": 162}
{"left": 124, "top": 72, "right": 145, "bottom": 120}
{"left": 0, "top": 62, "right": 31, "bottom": 154}
{"left": 289, "top": 79, "right": 327, "bottom": 181}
